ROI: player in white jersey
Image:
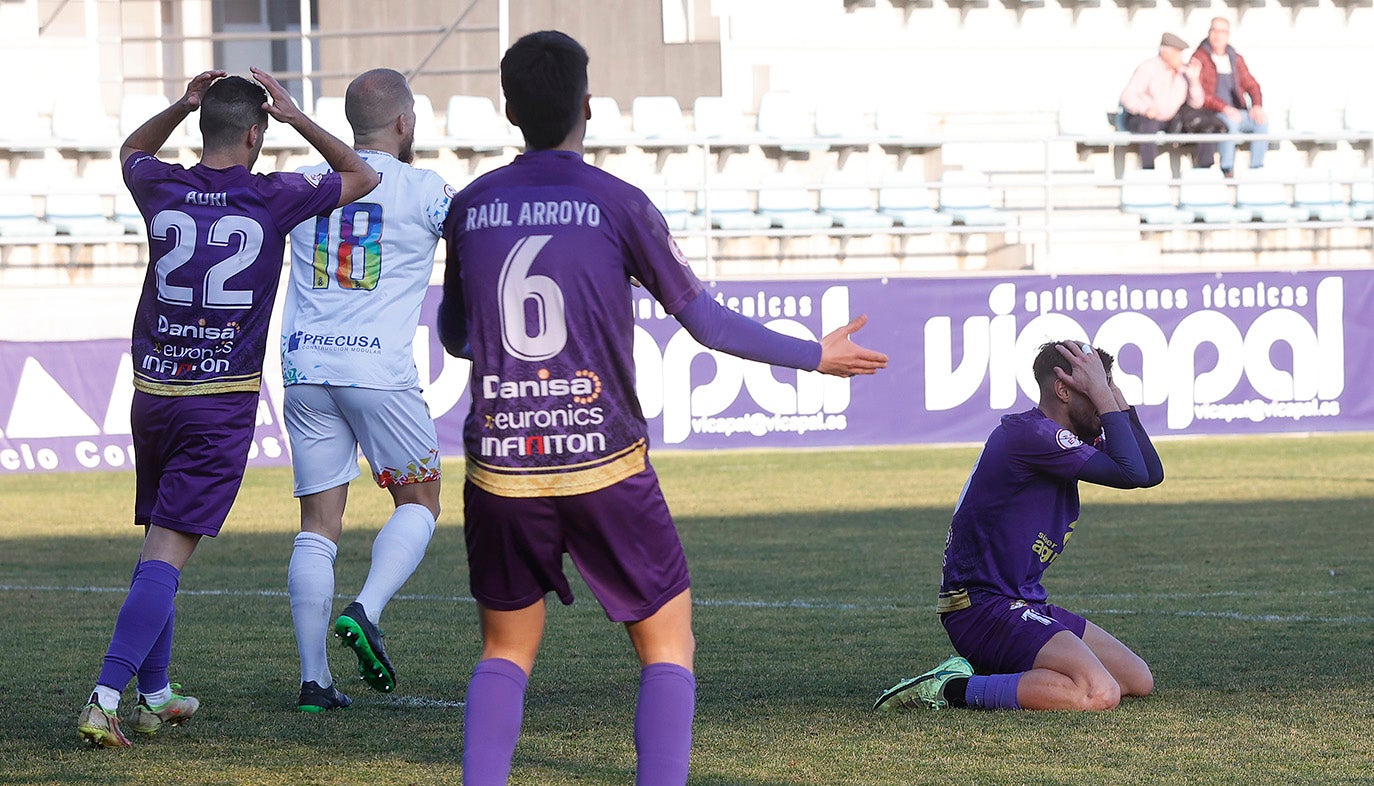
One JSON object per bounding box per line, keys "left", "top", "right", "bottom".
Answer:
{"left": 281, "top": 68, "right": 455, "bottom": 711}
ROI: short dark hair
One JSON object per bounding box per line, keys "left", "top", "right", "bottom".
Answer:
{"left": 200, "top": 76, "right": 269, "bottom": 150}
{"left": 1033, "top": 340, "right": 1115, "bottom": 389}
{"left": 500, "top": 30, "right": 589, "bottom": 150}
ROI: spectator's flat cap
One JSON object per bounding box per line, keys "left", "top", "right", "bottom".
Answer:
{"left": 1160, "top": 32, "right": 1188, "bottom": 50}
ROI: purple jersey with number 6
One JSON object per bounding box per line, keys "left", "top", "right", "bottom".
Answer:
{"left": 123, "top": 153, "right": 341, "bottom": 397}
{"left": 442, "top": 149, "right": 704, "bottom": 498}
{"left": 938, "top": 408, "right": 1097, "bottom": 611}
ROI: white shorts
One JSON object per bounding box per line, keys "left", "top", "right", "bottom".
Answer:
{"left": 283, "top": 384, "right": 441, "bottom": 497}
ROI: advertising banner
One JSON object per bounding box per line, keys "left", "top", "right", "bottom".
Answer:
{"left": 3, "top": 269, "right": 1371, "bottom": 474}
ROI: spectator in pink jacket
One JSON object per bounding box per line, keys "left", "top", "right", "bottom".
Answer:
{"left": 1191, "top": 17, "right": 1267, "bottom": 176}
{"left": 1120, "top": 33, "right": 1207, "bottom": 170}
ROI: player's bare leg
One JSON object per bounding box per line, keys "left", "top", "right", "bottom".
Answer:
{"left": 626, "top": 589, "right": 695, "bottom": 669}
{"left": 1082, "top": 620, "right": 1153, "bottom": 697}
{"left": 463, "top": 601, "right": 545, "bottom": 785}
{"left": 139, "top": 523, "right": 202, "bottom": 569}
{"left": 625, "top": 589, "right": 696, "bottom": 786}
{"left": 1018, "top": 629, "right": 1123, "bottom": 711}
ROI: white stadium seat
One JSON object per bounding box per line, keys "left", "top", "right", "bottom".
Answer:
{"left": 446, "top": 95, "right": 517, "bottom": 153}
{"left": 819, "top": 185, "right": 894, "bottom": 229}
{"left": 0, "top": 194, "right": 56, "bottom": 238}
{"left": 877, "top": 184, "right": 954, "bottom": 228}
{"left": 44, "top": 194, "right": 123, "bottom": 237}
{"left": 1178, "top": 169, "right": 1251, "bottom": 224}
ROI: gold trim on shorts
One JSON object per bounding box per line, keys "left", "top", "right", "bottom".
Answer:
{"left": 937, "top": 588, "right": 971, "bottom": 614}
{"left": 467, "top": 439, "right": 647, "bottom": 498}
{"left": 134, "top": 373, "right": 263, "bottom": 396}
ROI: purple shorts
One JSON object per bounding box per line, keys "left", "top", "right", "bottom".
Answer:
{"left": 941, "top": 597, "right": 1088, "bottom": 675}
{"left": 131, "top": 390, "right": 258, "bottom": 537}
{"left": 463, "top": 464, "right": 690, "bottom": 623}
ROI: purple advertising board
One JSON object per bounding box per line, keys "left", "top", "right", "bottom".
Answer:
{"left": 3, "top": 269, "right": 1370, "bottom": 474}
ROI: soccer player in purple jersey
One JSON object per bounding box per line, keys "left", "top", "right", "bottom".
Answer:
{"left": 436, "top": 30, "right": 888, "bottom": 786}
{"left": 874, "top": 340, "right": 1164, "bottom": 713}
{"left": 76, "top": 68, "right": 378, "bottom": 748}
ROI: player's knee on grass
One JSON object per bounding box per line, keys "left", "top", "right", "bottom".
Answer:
{"left": 1119, "top": 663, "right": 1154, "bottom": 698}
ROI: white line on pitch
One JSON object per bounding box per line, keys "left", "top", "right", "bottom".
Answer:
{"left": 2, "top": 584, "right": 1370, "bottom": 623}
{"left": 378, "top": 695, "right": 466, "bottom": 709}
{"left": 1080, "top": 608, "right": 1374, "bottom": 625}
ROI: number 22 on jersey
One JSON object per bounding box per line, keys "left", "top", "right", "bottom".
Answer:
{"left": 311, "top": 202, "right": 383, "bottom": 290}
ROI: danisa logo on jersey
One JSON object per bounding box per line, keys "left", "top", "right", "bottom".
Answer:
{"left": 142, "top": 314, "right": 238, "bottom": 377}
{"left": 478, "top": 367, "right": 607, "bottom": 458}
{"left": 633, "top": 284, "right": 858, "bottom": 448}
{"left": 921, "top": 272, "right": 1351, "bottom": 435}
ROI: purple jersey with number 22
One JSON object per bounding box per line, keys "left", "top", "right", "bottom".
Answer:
{"left": 123, "top": 153, "right": 341, "bottom": 397}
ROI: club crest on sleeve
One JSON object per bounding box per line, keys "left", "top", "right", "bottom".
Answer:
{"left": 670, "top": 238, "right": 689, "bottom": 266}
{"left": 303, "top": 173, "right": 324, "bottom": 188}
{"left": 444, "top": 184, "right": 458, "bottom": 198}
{"left": 1055, "top": 428, "right": 1082, "bottom": 449}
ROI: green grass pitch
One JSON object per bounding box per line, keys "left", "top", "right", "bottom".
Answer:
{"left": 2, "top": 434, "right": 1372, "bottom": 784}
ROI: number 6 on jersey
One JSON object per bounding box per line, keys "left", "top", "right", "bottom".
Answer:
{"left": 498, "top": 234, "right": 567, "bottom": 361}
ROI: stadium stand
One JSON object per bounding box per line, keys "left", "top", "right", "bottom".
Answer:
{"left": 704, "top": 186, "right": 773, "bottom": 231}
{"left": 0, "top": 194, "right": 55, "bottom": 239}
{"left": 877, "top": 183, "right": 955, "bottom": 228}
{"left": 1120, "top": 169, "right": 1193, "bottom": 226}
{"left": 1233, "top": 170, "right": 1309, "bottom": 223}
{"left": 311, "top": 96, "right": 352, "bottom": 144}
{"left": 631, "top": 95, "right": 692, "bottom": 170}
{"left": 1178, "top": 169, "right": 1251, "bottom": 224}
{"left": 819, "top": 183, "right": 896, "bottom": 230}
{"left": 1292, "top": 168, "right": 1353, "bottom": 221}
{"left": 938, "top": 170, "right": 1009, "bottom": 227}
{"left": 1350, "top": 170, "right": 1374, "bottom": 220}
{"left": 410, "top": 94, "right": 446, "bottom": 155}
{"left": 755, "top": 91, "right": 828, "bottom": 160}
{"left": 112, "top": 191, "right": 145, "bottom": 236}
{"left": 757, "top": 178, "right": 833, "bottom": 230}
{"left": 444, "top": 94, "right": 516, "bottom": 154}
{"left": 642, "top": 177, "right": 705, "bottom": 231}
{"left": 44, "top": 194, "right": 123, "bottom": 237}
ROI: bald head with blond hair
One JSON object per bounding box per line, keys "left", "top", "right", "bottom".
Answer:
{"left": 344, "top": 67, "right": 416, "bottom": 161}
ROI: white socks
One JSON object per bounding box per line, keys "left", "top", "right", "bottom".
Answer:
{"left": 288, "top": 531, "right": 338, "bottom": 686}
{"left": 140, "top": 683, "right": 173, "bottom": 707}
{"left": 354, "top": 503, "right": 437, "bottom": 622}
{"left": 92, "top": 685, "right": 122, "bottom": 712}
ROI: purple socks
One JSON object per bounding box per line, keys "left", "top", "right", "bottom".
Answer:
{"left": 634, "top": 662, "right": 695, "bottom": 786}
{"left": 462, "top": 658, "right": 529, "bottom": 786}
{"left": 97, "top": 559, "right": 180, "bottom": 692}
{"left": 966, "top": 673, "right": 1023, "bottom": 710}
{"left": 460, "top": 659, "right": 695, "bottom": 785}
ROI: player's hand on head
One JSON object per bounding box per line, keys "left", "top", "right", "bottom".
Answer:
{"left": 182, "top": 69, "right": 226, "bottom": 110}
{"left": 1053, "top": 341, "right": 1108, "bottom": 394}
{"left": 250, "top": 66, "right": 303, "bottom": 124}
{"left": 816, "top": 314, "right": 889, "bottom": 378}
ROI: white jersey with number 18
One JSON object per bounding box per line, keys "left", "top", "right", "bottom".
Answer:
{"left": 282, "top": 150, "right": 455, "bottom": 390}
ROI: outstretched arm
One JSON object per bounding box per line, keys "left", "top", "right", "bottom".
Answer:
{"left": 674, "top": 293, "right": 888, "bottom": 376}
{"left": 251, "top": 67, "right": 378, "bottom": 206}
{"left": 121, "top": 69, "right": 225, "bottom": 164}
